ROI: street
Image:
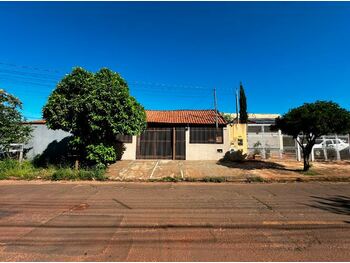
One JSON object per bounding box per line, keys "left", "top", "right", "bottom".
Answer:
{"left": 0, "top": 181, "right": 349, "bottom": 261}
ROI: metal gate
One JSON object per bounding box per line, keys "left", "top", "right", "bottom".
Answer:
{"left": 136, "top": 127, "right": 186, "bottom": 160}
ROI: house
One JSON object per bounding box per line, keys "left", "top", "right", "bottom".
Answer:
{"left": 25, "top": 110, "right": 230, "bottom": 160}
{"left": 226, "top": 113, "right": 280, "bottom": 154}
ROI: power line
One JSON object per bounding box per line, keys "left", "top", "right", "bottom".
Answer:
{"left": 0, "top": 62, "right": 65, "bottom": 74}
{"left": 0, "top": 61, "right": 235, "bottom": 92}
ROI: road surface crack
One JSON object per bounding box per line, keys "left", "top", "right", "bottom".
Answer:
{"left": 113, "top": 198, "right": 132, "bottom": 209}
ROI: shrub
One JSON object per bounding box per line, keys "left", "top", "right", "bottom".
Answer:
{"left": 86, "top": 144, "right": 117, "bottom": 168}
{"left": 221, "top": 150, "right": 247, "bottom": 162}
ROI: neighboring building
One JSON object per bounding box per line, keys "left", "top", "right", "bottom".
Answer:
{"left": 225, "top": 113, "right": 282, "bottom": 158}
{"left": 226, "top": 113, "right": 280, "bottom": 125}
{"left": 25, "top": 110, "right": 230, "bottom": 160}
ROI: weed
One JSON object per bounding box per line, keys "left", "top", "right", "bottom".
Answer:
{"left": 0, "top": 159, "right": 51, "bottom": 180}
{"left": 51, "top": 167, "right": 106, "bottom": 181}
{"left": 0, "top": 159, "right": 106, "bottom": 181}
{"left": 202, "top": 176, "right": 227, "bottom": 183}
{"left": 246, "top": 175, "right": 265, "bottom": 183}
{"left": 300, "top": 170, "right": 320, "bottom": 176}
{"left": 155, "top": 176, "right": 183, "bottom": 182}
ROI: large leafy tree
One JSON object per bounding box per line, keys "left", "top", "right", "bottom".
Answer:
{"left": 239, "top": 82, "right": 248, "bottom": 123}
{"left": 274, "top": 101, "right": 350, "bottom": 171}
{"left": 43, "top": 67, "right": 146, "bottom": 166}
{"left": 0, "top": 89, "right": 32, "bottom": 152}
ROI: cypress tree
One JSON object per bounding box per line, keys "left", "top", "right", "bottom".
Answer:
{"left": 239, "top": 82, "right": 248, "bottom": 123}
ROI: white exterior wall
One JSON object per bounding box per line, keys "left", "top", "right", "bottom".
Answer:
{"left": 25, "top": 124, "right": 71, "bottom": 159}
{"left": 121, "top": 136, "right": 137, "bottom": 160}
{"left": 185, "top": 127, "right": 230, "bottom": 160}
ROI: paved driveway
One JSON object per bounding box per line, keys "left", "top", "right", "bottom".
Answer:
{"left": 107, "top": 160, "right": 247, "bottom": 181}
{"left": 0, "top": 181, "right": 349, "bottom": 261}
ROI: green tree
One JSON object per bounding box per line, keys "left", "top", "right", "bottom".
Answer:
{"left": 273, "top": 101, "right": 350, "bottom": 171}
{"left": 0, "top": 89, "right": 32, "bottom": 153}
{"left": 239, "top": 82, "right": 248, "bottom": 123}
{"left": 221, "top": 113, "right": 234, "bottom": 123}
{"left": 43, "top": 67, "right": 146, "bottom": 167}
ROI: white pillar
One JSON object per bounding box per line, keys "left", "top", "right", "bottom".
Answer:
{"left": 261, "top": 125, "right": 266, "bottom": 159}
{"left": 322, "top": 136, "right": 328, "bottom": 161}
{"left": 311, "top": 145, "right": 315, "bottom": 162}
{"left": 19, "top": 144, "right": 23, "bottom": 163}
{"left": 335, "top": 134, "right": 341, "bottom": 161}
{"left": 278, "top": 129, "right": 283, "bottom": 159}
{"left": 296, "top": 137, "right": 301, "bottom": 162}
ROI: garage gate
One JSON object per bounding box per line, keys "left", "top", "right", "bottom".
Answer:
{"left": 136, "top": 127, "right": 186, "bottom": 160}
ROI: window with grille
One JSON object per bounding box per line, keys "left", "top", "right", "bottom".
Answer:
{"left": 116, "top": 134, "right": 133, "bottom": 143}
{"left": 190, "top": 127, "right": 223, "bottom": 144}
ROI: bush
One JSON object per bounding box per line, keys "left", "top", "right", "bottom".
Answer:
{"left": 221, "top": 150, "right": 247, "bottom": 162}
{"left": 51, "top": 167, "right": 106, "bottom": 181}
{"left": 86, "top": 144, "right": 117, "bottom": 168}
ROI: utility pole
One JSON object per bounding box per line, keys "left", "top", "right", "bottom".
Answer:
{"left": 213, "top": 88, "right": 218, "bottom": 129}
{"left": 235, "top": 87, "right": 239, "bottom": 124}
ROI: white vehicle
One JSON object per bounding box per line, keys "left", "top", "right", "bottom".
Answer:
{"left": 313, "top": 138, "right": 349, "bottom": 152}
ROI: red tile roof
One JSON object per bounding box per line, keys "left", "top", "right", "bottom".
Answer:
{"left": 25, "top": 110, "right": 227, "bottom": 125}
{"left": 145, "top": 110, "right": 227, "bottom": 125}
{"left": 23, "top": 120, "right": 46, "bottom": 125}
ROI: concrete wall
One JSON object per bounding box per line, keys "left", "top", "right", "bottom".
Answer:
{"left": 122, "top": 136, "right": 137, "bottom": 160}
{"left": 26, "top": 124, "right": 137, "bottom": 161}
{"left": 185, "top": 127, "right": 231, "bottom": 160}
{"left": 25, "top": 124, "right": 71, "bottom": 160}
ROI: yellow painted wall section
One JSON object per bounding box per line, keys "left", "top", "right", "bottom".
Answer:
{"left": 228, "top": 124, "right": 248, "bottom": 154}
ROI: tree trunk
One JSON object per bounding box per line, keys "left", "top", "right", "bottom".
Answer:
{"left": 303, "top": 154, "right": 310, "bottom": 171}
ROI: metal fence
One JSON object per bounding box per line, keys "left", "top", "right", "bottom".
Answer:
{"left": 247, "top": 124, "right": 350, "bottom": 161}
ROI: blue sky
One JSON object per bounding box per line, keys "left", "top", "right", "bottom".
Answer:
{"left": 0, "top": 2, "right": 350, "bottom": 120}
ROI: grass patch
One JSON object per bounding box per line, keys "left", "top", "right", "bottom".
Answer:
{"left": 245, "top": 175, "right": 265, "bottom": 183}
{"left": 202, "top": 176, "right": 227, "bottom": 183}
{"left": 152, "top": 176, "right": 184, "bottom": 182}
{"left": 0, "top": 159, "right": 52, "bottom": 180}
{"left": 0, "top": 159, "right": 106, "bottom": 181}
{"left": 51, "top": 167, "right": 106, "bottom": 181}
{"left": 299, "top": 169, "right": 321, "bottom": 176}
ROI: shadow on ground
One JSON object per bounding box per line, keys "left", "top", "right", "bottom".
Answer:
{"left": 307, "top": 195, "right": 350, "bottom": 217}
{"left": 217, "top": 160, "right": 302, "bottom": 172}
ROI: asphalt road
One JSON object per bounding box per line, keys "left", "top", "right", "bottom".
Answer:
{"left": 0, "top": 181, "right": 349, "bottom": 261}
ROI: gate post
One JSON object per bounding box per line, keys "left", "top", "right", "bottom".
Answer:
{"left": 322, "top": 136, "right": 328, "bottom": 161}
{"left": 278, "top": 129, "right": 283, "bottom": 159}
{"left": 335, "top": 134, "right": 341, "bottom": 161}
{"left": 296, "top": 137, "right": 301, "bottom": 162}
{"left": 172, "top": 127, "right": 176, "bottom": 160}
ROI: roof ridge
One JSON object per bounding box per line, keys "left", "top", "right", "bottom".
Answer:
{"left": 145, "top": 109, "right": 215, "bottom": 112}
